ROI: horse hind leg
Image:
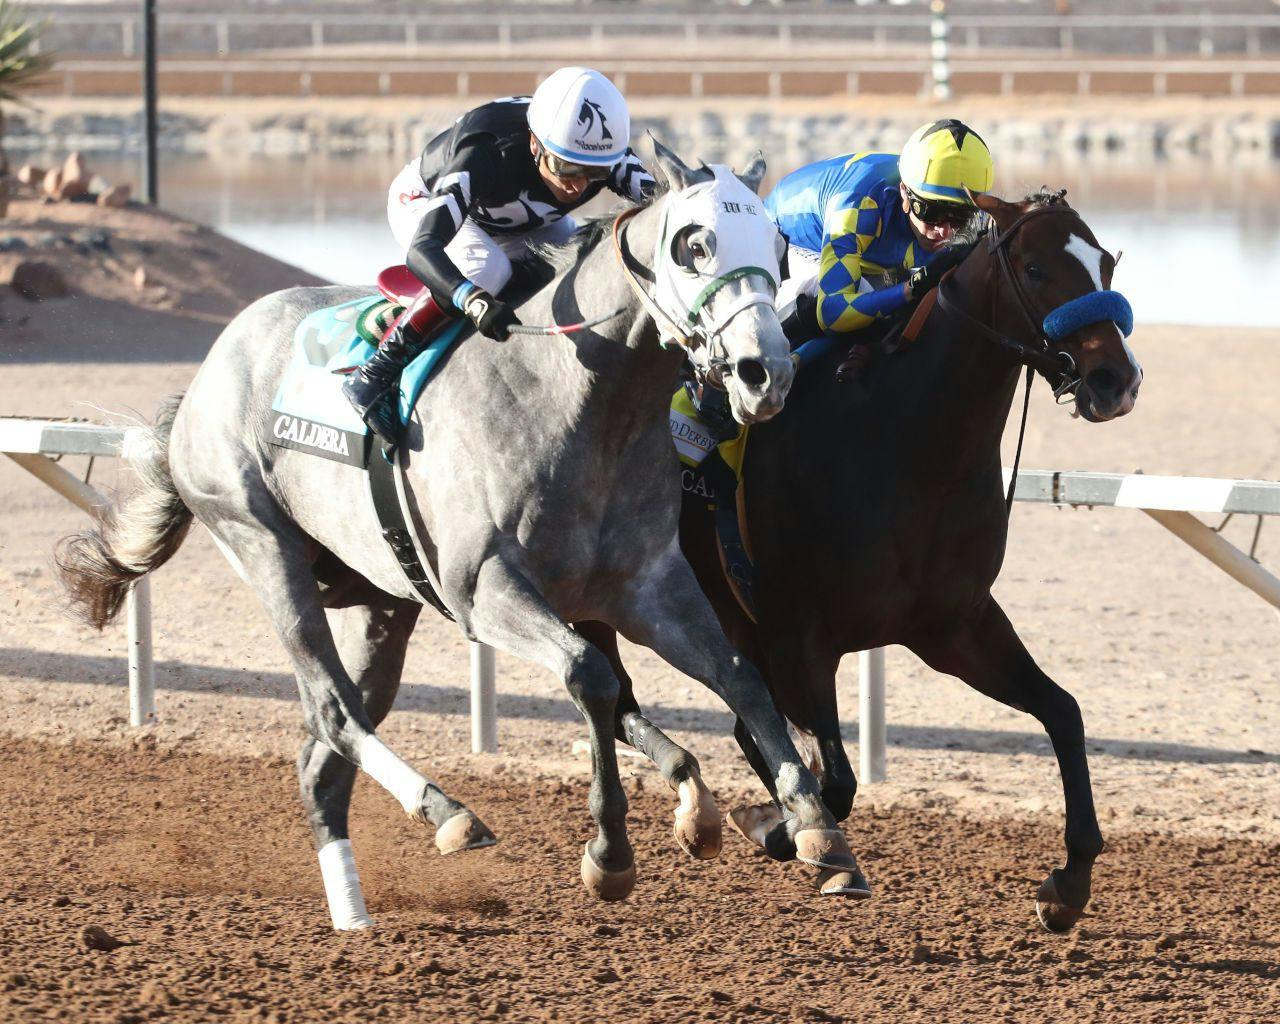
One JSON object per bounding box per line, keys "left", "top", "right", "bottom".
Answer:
{"left": 576, "top": 621, "right": 722, "bottom": 862}
{"left": 204, "top": 514, "right": 488, "bottom": 923}
{"left": 299, "top": 597, "right": 494, "bottom": 930}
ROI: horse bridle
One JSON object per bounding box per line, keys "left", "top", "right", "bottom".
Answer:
{"left": 933, "top": 203, "right": 1096, "bottom": 513}
{"left": 611, "top": 205, "right": 778, "bottom": 385}
{"left": 935, "top": 204, "right": 1083, "bottom": 400}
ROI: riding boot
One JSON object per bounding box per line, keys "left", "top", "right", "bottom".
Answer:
{"left": 834, "top": 342, "right": 874, "bottom": 384}
{"left": 343, "top": 292, "right": 449, "bottom": 444}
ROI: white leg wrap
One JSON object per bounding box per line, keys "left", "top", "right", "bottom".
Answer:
{"left": 317, "top": 839, "right": 373, "bottom": 931}
{"left": 359, "top": 734, "right": 428, "bottom": 816}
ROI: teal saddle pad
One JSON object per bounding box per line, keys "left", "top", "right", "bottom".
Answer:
{"left": 269, "top": 295, "right": 465, "bottom": 466}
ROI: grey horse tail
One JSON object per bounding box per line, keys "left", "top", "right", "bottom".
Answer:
{"left": 55, "top": 394, "right": 193, "bottom": 631}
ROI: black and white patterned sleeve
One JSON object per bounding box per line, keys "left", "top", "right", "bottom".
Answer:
{"left": 406, "top": 141, "right": 497, "bottom": 310}
{"left": 609, "top": 148, "right": 656, "bottom": 204}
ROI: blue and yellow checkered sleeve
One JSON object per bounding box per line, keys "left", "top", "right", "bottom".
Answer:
{"left": 815, "top": 197, "right": 908, "bottom": 333}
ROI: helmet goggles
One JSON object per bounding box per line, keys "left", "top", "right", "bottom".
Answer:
{"left": 904, "top": 187, "right": 975, "bottom": 227}
{"left": 538, "top": 143, "right": 613, "bottom": 182}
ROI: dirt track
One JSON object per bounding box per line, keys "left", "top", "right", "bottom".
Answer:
{"left": 1, "top": 738, "right": 1277, "bottom": 1024}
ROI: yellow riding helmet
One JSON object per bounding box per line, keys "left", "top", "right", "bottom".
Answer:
{"left": 898, "top": 119, "right": 994, "bottom": 205}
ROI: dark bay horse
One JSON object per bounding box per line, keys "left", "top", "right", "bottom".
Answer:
{"left": 590, "top": 189, "right": 1142, "bottom": 931}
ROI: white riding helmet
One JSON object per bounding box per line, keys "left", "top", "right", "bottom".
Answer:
{"left": 527, "top": 66, "right": 630, "bottom": 168}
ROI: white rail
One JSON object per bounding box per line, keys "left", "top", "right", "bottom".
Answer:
{"left": 1, "top": 418, "right": 155, "bottom": 726}
{"left": 8, "top": 418, "right": 1276, "bottom": 773}
{"left": 0, "top": 416, "right": 499, "bottom": 746}
{"left": 858, "top": 468, "right": 1280, "bottom": 783}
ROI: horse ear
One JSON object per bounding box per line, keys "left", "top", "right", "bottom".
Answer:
{"left": 649, "top": 134, "right": 693, "bottom": 192}
{"left": 971, "top": 191, "right": 1018, "bottom": 231}
{"left": 737, "top": 150, "right": 767, "bottom": 195}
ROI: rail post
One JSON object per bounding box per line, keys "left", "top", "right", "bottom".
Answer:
{"left": 470, "top": 642, "right": 497, "bottom": 753}
{"left": 128, "top": 579, "right": 156, "bottom": 725}
{"left": 859, "top": 648, "right": 886, "bottom": 784}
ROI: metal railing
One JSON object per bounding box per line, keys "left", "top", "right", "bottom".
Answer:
{"left": 46, "top": 56, "right": 1280, "bottom": 100}
{"left": 31, "top": 10, "right": 1280, "bottom": 60}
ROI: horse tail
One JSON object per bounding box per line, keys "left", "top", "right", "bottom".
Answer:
{"left": 55, "top": 394, "right": 193, "bottom": 631}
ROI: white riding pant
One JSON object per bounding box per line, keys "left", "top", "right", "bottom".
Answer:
{"left": 776, "top": 245, "right": 872, "bottom": 321}
{"left": 387, "top": 159, "right": 577, "bottom": 297}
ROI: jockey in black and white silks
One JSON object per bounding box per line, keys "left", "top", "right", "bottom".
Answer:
{"left": 345, "top": 67, "right": 656, "bottom": 442}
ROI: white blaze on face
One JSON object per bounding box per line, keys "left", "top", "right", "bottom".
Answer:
{"left": 1064, "top": 233, "right": 1105, "bottom": 291}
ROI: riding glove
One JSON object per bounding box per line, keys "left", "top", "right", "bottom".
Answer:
{"left": 907, "top": 242, "right": 974, "bottom": 300}
{"left": 463, "top": 289, "right": 522, "bottom": 341}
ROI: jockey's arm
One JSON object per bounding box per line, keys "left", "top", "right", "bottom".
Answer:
{"left": 405, "top": 140, "right": 499, "bottom": 313}
{"left": 815, "top": 201, "right": 911, "bottom": 335}
{"left": 607, "top": 148, "right": 657, "bottom": 203}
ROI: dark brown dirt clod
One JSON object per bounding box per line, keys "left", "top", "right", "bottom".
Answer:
{"left": 80, "top": 924, "right": 129, "bottom": 952}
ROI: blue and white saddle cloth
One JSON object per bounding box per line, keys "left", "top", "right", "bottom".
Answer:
{"left": 269, "top": 295, "right": 466, "bottom": 467}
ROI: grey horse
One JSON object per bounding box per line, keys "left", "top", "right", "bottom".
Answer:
{"left": 56, "top": 143, "right": 862, "bottom": 929}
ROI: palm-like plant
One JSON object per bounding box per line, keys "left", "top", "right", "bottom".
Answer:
{"left": 0, "top": 0, "right": 52, "bottom": 178}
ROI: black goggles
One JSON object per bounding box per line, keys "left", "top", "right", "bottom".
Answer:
{"left": 905, "top": 188, "right": 974, "bottom": 227}
{"left": 539, "top": 147, "right": 613, "bottom": 183}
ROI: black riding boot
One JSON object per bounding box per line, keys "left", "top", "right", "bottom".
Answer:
{"left": 343, "top": 317, "right": 429, "bottom": 445}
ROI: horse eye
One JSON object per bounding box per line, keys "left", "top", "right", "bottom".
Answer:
{"left": 1025, "top": 262, "right": 1045, "bottom": 282}
{"left": 690, "top": 242, "right": 707, "bottom": 261}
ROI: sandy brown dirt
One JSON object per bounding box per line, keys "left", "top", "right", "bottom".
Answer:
{"left": 2, "top": 201, "right": 1279, "bottom": 1020}
{"left": 1, "top": 738, "right": 1278, "bottom": 1024}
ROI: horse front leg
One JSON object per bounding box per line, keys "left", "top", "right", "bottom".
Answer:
{"left": 725, "top": 641, "right": 868, "bottom": 897}
{"left": 909, "top": 597, "right": 1104, "bottom": 934}
{"left": 764, "top": 638, "right": 856, "bottom": 823}
{"left": 614, "top": 544, "right": 865, "bottom": 890}
{"left": 465, "top": 563, "right": 634, "bottom": 900}
{"left": 575, "top": 620, "right": 722, "bottom": 861}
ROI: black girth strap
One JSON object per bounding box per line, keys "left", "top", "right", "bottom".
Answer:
{"left": 367, "top": 441, "right": 454, "bottom": 620}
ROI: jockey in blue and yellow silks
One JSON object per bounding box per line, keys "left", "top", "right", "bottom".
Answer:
{"left": 765, "top": 119, "right": 995, "bottom": 357}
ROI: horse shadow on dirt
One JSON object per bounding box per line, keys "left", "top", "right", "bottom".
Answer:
{"left": 7, "top": 646, "right": 1276, "bottom": 769}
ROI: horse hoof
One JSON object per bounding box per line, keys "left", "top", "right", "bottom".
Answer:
{"left": 434, "top": 811, "right": 497, "bottom": 855}
{"left": 673, "top": 776, "right": 722, "bottom": 861}
{"left": 728, "top": 803, "right": 783, "bottom": 850}
{"left": 580, "top": 845, "right": 636, "bottom": 902}
{"left": 1035, "top": 875, "right": 1085, "bottom": 934}
{"left": 793, "top": 828, "right": 859, "bottom": 872}
{"left": 815, "top": 867, "right": 873, "bottom": 898}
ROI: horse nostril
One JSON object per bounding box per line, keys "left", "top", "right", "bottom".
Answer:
{"left": 736, "top": 358, "right": 768, "bottom": 390}
{"left": 1086, "top": 367, "right": 1121, "bottom": 398}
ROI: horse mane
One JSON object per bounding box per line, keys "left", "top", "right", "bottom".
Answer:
{"left": 533, "top": 201, "right": 642, "bottom": 276}
{"left": 1024, "top": 187, "right": 1071, "bottom": 209}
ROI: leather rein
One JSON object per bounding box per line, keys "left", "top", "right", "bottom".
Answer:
{"left": 933, "top": 204, "right": 1082, "bottom": 396}
{"left": 930, "top": 204, "right": 1086, "bottom": 514}
{"left": 611, "top": 205, "right": 701, "bottom": 349}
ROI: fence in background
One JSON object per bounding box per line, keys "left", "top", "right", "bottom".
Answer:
{"left": 38, "top": 56, "right": 1280, "bottom": 100}
{"left": 31, "top": 11, "right": 1280, "bottom": 61}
